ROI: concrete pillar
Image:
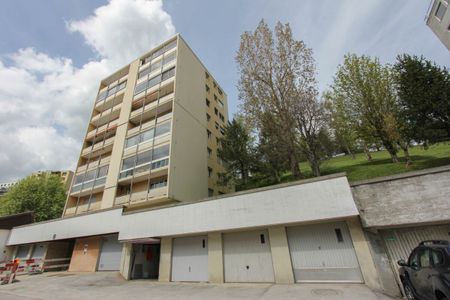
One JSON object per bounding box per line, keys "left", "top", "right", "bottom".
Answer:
{"left": 120, "top": 242, "right": 133, "bottom": 280}
{"left": 268, "top": 226, "right": 295, "bottom": 284}
{"left": 158, "top": 237, "right": 172, "bottom": 282}
{"left": 207, "top": 232, "right": 224, "bottom": 283}
{"left": 26, "top": 244, "right": 34, "bottom": 259}
{"left": 347, "top": 217, "right": 381, "bottom": 291}
{"left": 101, "top": 60, "right": 140, "bottom": 209}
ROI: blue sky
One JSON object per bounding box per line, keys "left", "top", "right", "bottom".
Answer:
{"left": 0, "top": 0, "right": 448, "bottom": 182}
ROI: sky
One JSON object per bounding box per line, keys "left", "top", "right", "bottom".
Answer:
{"left": 0, "top": 0, "right": 448, "bottom": 182}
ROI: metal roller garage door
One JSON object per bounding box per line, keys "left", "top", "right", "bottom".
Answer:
{"left": 223, "top": 229, "right": 275, "bottom": 282}
{"left": 98, "top": 235, "right": 122, "bottom": 271}
{"left": 287, "top": 221, "right": 363, "bottom": 282}
{"left": 171, "top": 236, "right": 208, "bottom": 282}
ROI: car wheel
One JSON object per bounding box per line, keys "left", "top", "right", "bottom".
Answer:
{"left": 403, "top": 281, "right": 416, "bottom": 300}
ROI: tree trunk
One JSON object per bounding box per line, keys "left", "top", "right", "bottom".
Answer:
{"left": 363, "top": 141, "right": 372, "bottom": 162}
{"left": 399, "top": 143, "right": 412, "bottom": 167}
{"left": 423, "top": 140, "right": 429, "bottom": 150}
{"left": 345, "top": 144, "right": 355, "bottom": 159}
{"left": 289, "top": 152, "right": 302, "bottom": 179}
{"left": 309, "top": 159, "right": 321, "bottom": 177}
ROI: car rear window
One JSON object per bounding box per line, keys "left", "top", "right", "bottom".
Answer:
{"left": 432, "top": 250, "right": 444, "bottom": 266}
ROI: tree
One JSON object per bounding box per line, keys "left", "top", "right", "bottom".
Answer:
{"left": 0, "top": 174, "right": 67, "bottom": 222}
{"left": 236, "top": 20, "right": 324, "bottom": 178}
{"left": 394, "top": 54, "right": 450, "bottom": 144}
{"left": 217, "top": 118, "right": 258, "bottom": 188}
{"left": 330, "top": 54, "right": 401, "bottom": 163}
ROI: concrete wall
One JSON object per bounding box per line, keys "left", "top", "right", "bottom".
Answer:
{"left": 207, "top": 232, "right": 224, "bottom": 283}
{"left": 351, "top": 166, "right": 450, "bottom": 228}
{"left": 69, "top": 236, "right": 101, "bottom": 272}
{"left": 268, "top": 226, "right": 295, "bottom": 284}
{"left": 427, "top": 0, "right": 450, "bottom": 51}
{"left": 0, "top": 229, "right": 10, "bottom": 261}
{"left": 119, "top": 175, "right": 358, "bottom": 241}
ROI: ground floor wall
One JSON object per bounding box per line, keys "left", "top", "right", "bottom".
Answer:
{"left": 118, "top": 218, "right": 382, "bottom": 292}
{"left": 68, "top": 236, "right": 101, "bottom": 272}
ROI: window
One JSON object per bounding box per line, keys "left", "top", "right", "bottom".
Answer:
{"left": 219, "top": 113, "right": 224, "bottom": 122}
{"left": 161, "top": 67, "right": 175, "bottom": 81}
{"left": 97, "top": 165, "right": 108, "bottom": 178}
{"left": 432, "top": 250, "right": 444, "bottom": 266}
{"left": 125, "top": 121, "right": 171, "bottom": 149}
{"left": 214, "top": 108, "right": 218, "bottom": 116}
{"left": 152, "top": 144, "right": 170, "bottom": 160}
{"left": 419, "top": 249, "right": 431, "bottom": 268}
{"left": 206, "top": 98, "right": 210, "bottom": 107}
{"left": 205, "top": 72, "right": 210, "bottom": 79}
{"left": 207, "top": 129, "right": 211, "bottom": 139}
{"left": 150, "top": 59, "right": 162, "bottom": 73}
{"left": 214, "top": 94, "right": 218, "bottom": 101}
{"left": 218, "top": 88, "right": 223, "bottom": 95}
{"left": 215, "top": 122, "right": 219, "bottom": 130}
{"left": 208, "top": 188, "right": 214, "bottom": 197}
{"left": 126, "top": 134, "right": 140, "bottom": 148}
{"left": 408, "top": 249, "right": 420, "bottom": 268}
{"left": 149, "top": 178, "right": 167, "bottom": 190}
{"left": 206, "top": 113, "right": 211, "bottom": 122}
{"left": 435, "top": 2, "right": 447, "bottom": 21}
{"left": 138, "top": 67, "right": 151, "bottom": 79}
{"left": 213, "top": 81, "right": 217, "bottom": 88}
{"left": 134, "top": 81, "right": 147, "bottom": 95}
{"left": 208, "top": 167, "right": 213, "bottom": 177}
{"left": 219, "top": 126, "right": 225, "bottom": 135}
{"left": 207, "top": 147, "right": 212, "bottom": 158}
{"left": 260, "top": 234, "right": 265, "bottom": 244}
{"left": 205, "top": 84, "right": 210, "bottom": 92}
{"left": 163, "top": 51, "right": 176, "bottom": 65}
{"left": 335, "top": 228, "right": 344, "bottom": 242}
{"left": 217, "top": 99, "right": 224, "bottom": 108}
{"left": 136, "top": 150, "right": 152, "bottom": 166}
{"left": 122, "top": 156, "right": 136, "bottom": 170}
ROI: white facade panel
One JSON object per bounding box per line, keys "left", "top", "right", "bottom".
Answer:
{"left": 223, "top": 230, "right": 274, "bottom": 283}
{"left": 171, "top": 236, "right": 208, "bottom": 282}
{"left": 287, "top": 221, "right": 363, "bottom": 282}
{"left": 98, "top": 234, "right": 122, "bottom": 271}
{"left": 31, "top": 243, "right": 47, "bottom": 259}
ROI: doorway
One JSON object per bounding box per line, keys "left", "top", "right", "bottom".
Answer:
{"left": 130, "top": 243, "right": 160, "bottom": 279}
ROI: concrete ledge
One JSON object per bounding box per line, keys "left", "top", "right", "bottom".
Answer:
{"left": 350, "top": 165, "right": 450, "bottom": 187}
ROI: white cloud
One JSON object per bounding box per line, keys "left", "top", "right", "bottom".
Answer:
{"left": 0, "top": 0, "right": 175, "bottom": 182}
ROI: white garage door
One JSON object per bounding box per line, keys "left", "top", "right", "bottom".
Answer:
{"left": 287, "top": 221, "right": 363, "bottom": 282}
{"left": 223, "top": 229, "right": 275, "bottom": 283}
{"left": 171, "top": 236, "right": 208, "bottom": 282}
{"left": 98, "top": 235, "right": 122, "bottom": 271}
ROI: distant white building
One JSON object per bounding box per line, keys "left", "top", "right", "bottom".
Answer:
{"left": 426, "top": 0, "right": 450, "bottom": 50}
{"left": 0, "top": 181, "right": 17, "bottom": 198}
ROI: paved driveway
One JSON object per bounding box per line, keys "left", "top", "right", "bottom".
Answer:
{"left": 0, "top": 272, "right": 398, "bottom": 300}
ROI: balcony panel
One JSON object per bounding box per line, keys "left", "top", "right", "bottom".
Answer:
{"left": 69, "top": 181, "right": 105, "bottom": 197}
{"left": 95, "top": 90, "right": 124, "bottom": 112}
{"left": 76, "top": 156, "right": 111, "bottom": 174}
{"left": 129, "top": 97, "right": 173, "bottom": 125}
{"left": 91, "top": 103, "right": 121, "bottom": 127}
{"left": 118, "top": 164, "right": 168, "bottom": 185}
{"left": 86, "top": 119, "right": 119, "bottom": 141}
{"left": 115, "top": 187, "right": 169, "bottom": 209}
{"left": 81, "top": 136, "right": 114, "bottom": 159}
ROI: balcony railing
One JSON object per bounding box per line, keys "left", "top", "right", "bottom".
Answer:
{"left": 119, "top": 158, "right": 169, "bottom": 180}
{"left": 81, "top": 136, "right": 114, "bottom": 157}
{"left": 115, "top": 187, "right": 168, "bottom": 206}
{"left": 86, "top": 119, "right": 119, "bottom": 141}
{"left": 91, "top": 103, "right": 121, "bottom": 127}
{"left": 76, "top": 156, "right": 111, "bottom": 174}
{"left": 70, "top": 176, "right": 106, "bottom": 194}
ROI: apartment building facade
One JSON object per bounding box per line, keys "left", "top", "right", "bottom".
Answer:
{"left": 427, "top": 0, "right": 450, "bottom": 50}
{"left": 64, "top": 35, "right": 230, "bottom": 217}
{"left": 31, "top": 170, "right": 74, "bottom": 191}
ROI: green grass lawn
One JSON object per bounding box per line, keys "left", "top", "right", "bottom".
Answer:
{"left": 294, "top": 142, "right": 450, "bottom": 182}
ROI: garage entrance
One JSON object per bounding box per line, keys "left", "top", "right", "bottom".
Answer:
{"left": 130, "top": 242, "right": 160, "bottom": 280}
{"left": 223, "top": 229, "right": 275, "bottom": 283}
{"left": 171, "top": 236, "right": 208, "bottom": 282}
{"left": 97, "top": 234, "right": 122, "bottom": 271}
{"left": 287, "top": 221, "right": 363, "bottom": 282}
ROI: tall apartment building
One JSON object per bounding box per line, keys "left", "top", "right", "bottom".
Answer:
{"left": 426, "top": 0, "right": 450, "bottom": 50}
{"left": 64, "top": 35, "right": 230, "bottom": 217}
{"left": 31, "top": 170, "right": 74, "bottom": 191}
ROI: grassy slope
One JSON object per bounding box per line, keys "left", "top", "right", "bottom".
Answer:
{"left": 292, "top": 142, "right": 450, "bottom": 183}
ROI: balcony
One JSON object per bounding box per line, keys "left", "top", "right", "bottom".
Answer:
{"left": 64, "top": 200, "right": 102, "bottom": 216}
{"left": 91, "top": 103, "right": 121, "bottom": 127}
{"left": 115, "top": 186, "right": 168, "bottom": 206}
{"left": 130, "top": 93, "right": 173, "bottom": 124}
{"left": 118, "top": 159, "right": 169, "bottom": 185}
{"left": 127, "top": 112, "right": 172, "bottom": 137}
{"left": 133, "top": 69, "right": 175, "bottom": 102}
{"left": 69, "top": 177, "right": 106, "bottom": 197}
{"left": 81, "top": 136, "right": 114, "bottom": 159}
{"left": 86, "top": 119, "right": 119, "bottom": 141}
{"left": 95, "top": 89, "right": 125, "bottom": 113}
{"left": 76, "top": 156, "right": 111, "bottom": 174}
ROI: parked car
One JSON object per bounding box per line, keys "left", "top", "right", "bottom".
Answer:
{"left": 398, "top": 240, "right": 450, "bottom": 300}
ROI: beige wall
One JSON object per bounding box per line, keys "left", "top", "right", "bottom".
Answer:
{"left": 207, "top": 232, "right": 224, "bottom": 283}
{"left": 119, "top": 242, "right": 132, "bottom": 280}
{"left": 168, "top": 37, "right": 209, "bottom": 202}
{"left": 268, "top": 226, "right": 295, "bottom": 284}
{"left": 68, "top": 236, "right": 101, "bottom": 272}
{"left": 158, "top": 237, "right": 172, "bottom": 282}
{"left": 346, "top": 217, "right": 381, "bottom": 291}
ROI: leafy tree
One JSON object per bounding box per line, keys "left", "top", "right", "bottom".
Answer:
{"left": 217, "top": 118, "right": 258, "bottom": 187}
{"left": 394, "top": 54, "right": 450, "bottom": 144}
{"left": 0, "top": 174, "right": 67, "bottom": 222}
{"left": 236, "top": 20, "right": 324, "bottom": 177}
{"left": 330, "top": 54, "right": 401, "bottom": 163}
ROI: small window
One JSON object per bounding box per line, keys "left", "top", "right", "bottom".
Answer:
{"left": 218, "top": 88, "right": 223, "bottom": 95}
{"left": 435, "top": 2, "right": 447, "bottom": 21}
{"left": 213, "top": 81, "right": 217, "bottom": 88}
{"left": 215, "top": 122, "right": 219, "bottom": 130}
{"left": 419, "top": 249, "right": 431, "bottom": 268}
{"left": 335, "top": 228, "right": 344, "bottom": 242}
{"left": 207, "top": 147, "right": 212, "bottom": 158}
{"left": 214, "top": 108, "right": 218, "bottom": 116}
{"left": 205, "top": 72, "right": 210, "bottom": 79}
{"left": 206, "top": 98, "right": 210, "bottom": 107}
{"left": 260, "top": 234, "right": 265, "bottom": 244}
{"left": 208, "top": 167, "right": 213, "bottom": 177}
{"left": 207, "top": 129, "right": 211, "bottom": 139}
{"left": 206, "top": 113, "right": 211, "bottom": 122}
{"left": 202, "top": 239, "right": 206, "bottom": 248}
{"left": 205, "top": 84, "right": 210, "bottom": 92}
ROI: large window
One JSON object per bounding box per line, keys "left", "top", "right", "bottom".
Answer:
{"left": 119, "top": 144, "right": 170, "bottom": 179}
{"left": 134, "top": 67, "right": 175, "bottom": 96}
{"left": 142, "top": 39, "right": 177, "bottom": 65}
{"left": 149, "top": 178, "right": 168, "bottom": 190}
{"left": 71, "top": 165, "right": 109, "bottom": 193}
{"left": 125, "top": 121, "right": 171, "bottom": 148}
{"left": 97, "top": 81, "right": 126, "bottom": 103}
